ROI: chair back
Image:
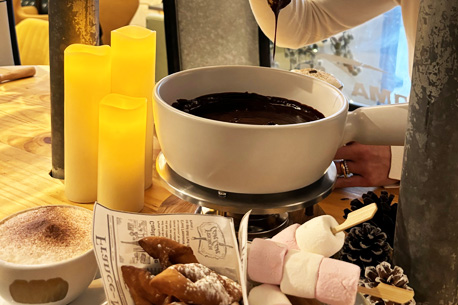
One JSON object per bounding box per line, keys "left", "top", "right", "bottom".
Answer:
{"left": 100, "top": 0, "right": 139, "bottom": 45}
{"left": 15, "top": 18, "right": 49, "bottom": 65}
{"left": 12, "top": 0, "right": 48, "bottom": 25}
{"left": 0, "top": 0, "right": 20, "bottom": 65}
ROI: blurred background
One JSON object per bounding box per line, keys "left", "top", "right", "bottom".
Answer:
{"left": 3, "top": 0, "right": 410, "bottom": 108}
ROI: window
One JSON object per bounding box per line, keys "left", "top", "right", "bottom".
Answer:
{"left": 272, "top": 7, "right": 410, "bottom": 107}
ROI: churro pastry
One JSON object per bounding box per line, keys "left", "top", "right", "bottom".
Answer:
{"left": 121, "top": 265, "right": 171, "bottom": 305}
{"left": 138, "top": 236, "right": 199, "bottom": 269}
{"left": 150, "top": 263, "right": 243, "bottom": 305}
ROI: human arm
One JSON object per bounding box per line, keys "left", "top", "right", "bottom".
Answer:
{"left": 248, "top": 0, "right": 398, "bottom": 49}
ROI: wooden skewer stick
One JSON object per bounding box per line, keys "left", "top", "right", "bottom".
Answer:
{"left": 331, "top": 203, "right": 378, "bottom": 234}
{"left": 358, "top": 282, "right": 415, "bottom": 304}
{"left": 0, "top": 66, "right": 36, "bottom": 83}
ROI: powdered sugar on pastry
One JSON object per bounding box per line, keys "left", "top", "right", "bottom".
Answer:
{"left": 179, "top": 265, "right": 231, "bottom": 304}
{"left": 151, "top": 263, "right": 242, "bottom": 305}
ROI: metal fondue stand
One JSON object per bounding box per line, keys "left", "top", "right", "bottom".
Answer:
{"left": 156, "top": 153, "right": 337, "bottom": 239}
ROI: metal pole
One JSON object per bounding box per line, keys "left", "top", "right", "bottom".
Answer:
{"left": 48, "top": 0, "right": 99, "bottom": 179}
{"left": 394, "top": 1, "right": 458, "bottom": 303}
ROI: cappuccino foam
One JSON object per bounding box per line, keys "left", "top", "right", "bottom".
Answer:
{"left": 0, "top": 206, "right": 93, "bottom": 265}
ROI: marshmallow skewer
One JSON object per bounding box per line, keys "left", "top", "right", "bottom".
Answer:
{"left": 331, "top": 203, "right": 378, "bottom": 234}
{"left": 358, "top": 283, "right": 415, "bottom": 304}
{"left": 247, "top": 238, "right": 415, "bottom": 305}
{"left": 248, "top": 204, "right": 413, "bottom": 305}
{"left": 279, "top": 205, "right": 377, "bottom": 257}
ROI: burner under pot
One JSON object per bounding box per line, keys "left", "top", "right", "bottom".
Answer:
{"left": 156, "top": 152, "right": 337, "bottom": 239}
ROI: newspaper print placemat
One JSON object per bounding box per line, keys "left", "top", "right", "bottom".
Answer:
{"left": 92, "top": 203, "right": 249, "bottom": 305}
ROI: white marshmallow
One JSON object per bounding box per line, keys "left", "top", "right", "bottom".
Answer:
{"left": 248, "top": 284, "right": 292, "bottom": 305}
{"left": 295, "top": 215, "right": 345, "bottom": 257}
{"left": 280, "top": 249, "right": 323, "bottom": 298}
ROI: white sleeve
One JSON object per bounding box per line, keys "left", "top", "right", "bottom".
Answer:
{"left": 389, "top": 145, "right": 404, "bottom": 180}
{"left": 248, "top": 0, "right": 399, "bottom": 49}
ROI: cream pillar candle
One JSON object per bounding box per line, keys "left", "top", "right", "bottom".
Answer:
{"left": 64, "top": 44, "right": 111, "bottom": 203}
{"left": 111, "top": 25, "right": 156, "bottom": 190}
{"left": 97, "top": 93, "right": 147, "bottom": 212}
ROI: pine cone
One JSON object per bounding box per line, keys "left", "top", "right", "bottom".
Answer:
{"left": 343, "top": 191, "right": 398, "bottom": 246}
{"left": 360, "top": 261, "right": 416, "bottom": 305}
{"left": 339, "top": 223, "right": 392, "bottom": 274}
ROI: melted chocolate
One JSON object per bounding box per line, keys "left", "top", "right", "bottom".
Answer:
{"left": 268, "top": 0, "right": 292, "bottom": 60}
{"left": 172, "top": 92, "right": 324, "bottom": 125}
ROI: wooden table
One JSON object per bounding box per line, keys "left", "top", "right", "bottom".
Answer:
{"left": 0, "top": 65, "right": 398, "bottom": 223}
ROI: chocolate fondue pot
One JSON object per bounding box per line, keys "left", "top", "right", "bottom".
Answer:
{"left": 153, "top": 66, "right": 407, "bottom": 194}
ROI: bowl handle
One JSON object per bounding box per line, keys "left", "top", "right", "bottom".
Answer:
{"left": 341, "top": 103, "right": 408, "bottom": 146}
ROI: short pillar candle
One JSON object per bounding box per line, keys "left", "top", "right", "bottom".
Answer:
{"left": 64, "top": 44, "right": 111, "bottom": 203}
{"left": 97, "top": 93, "right": 147, "bottom": 212}
{"left": 111, "top": 25, "right": 156, "bottom": 190}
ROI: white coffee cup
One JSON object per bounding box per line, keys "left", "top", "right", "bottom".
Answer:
{"left": 0, "top": 205, "right": 98, "bottom": 305}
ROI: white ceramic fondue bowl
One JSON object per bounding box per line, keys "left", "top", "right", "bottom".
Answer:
{"left": 153, "top": 65, "right": 407, "bottom": 194}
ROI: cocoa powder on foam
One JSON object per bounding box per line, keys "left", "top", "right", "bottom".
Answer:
{"left": 0, "top": 206, "right": 93, "bottom": 265}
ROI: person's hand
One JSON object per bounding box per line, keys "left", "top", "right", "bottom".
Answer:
{"left": 333, "top": 142, "right": 398, "bottom": 188}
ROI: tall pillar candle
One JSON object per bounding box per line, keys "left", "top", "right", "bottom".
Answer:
{"left": 97, "top": 93, "right": 147, "bottom": 212}
{"left": 64, "top": 44, "right": 111, "bottom": 203}
{"left": 111, "top": 25, "right": 156, "bottom": 190}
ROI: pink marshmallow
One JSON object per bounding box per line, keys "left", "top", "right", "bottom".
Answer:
{"left": 315, "top": 257, "right": 361, "bottom": 305}
{"left": 271, "top": 223, "right": 300, "bottom": 250}
{"left": 248, "top": 238, "right": 288, "bottom": 285}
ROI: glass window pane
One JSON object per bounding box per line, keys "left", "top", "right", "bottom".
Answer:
{"left": 272, "top": 7, "right": 410, "bottom": 107}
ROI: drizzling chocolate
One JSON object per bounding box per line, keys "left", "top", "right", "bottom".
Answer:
{"left": 268, "top": 0, "right": 292, "bottom": 60}
{"left": 172, "top": 92, "right": 324, "bottom": 125}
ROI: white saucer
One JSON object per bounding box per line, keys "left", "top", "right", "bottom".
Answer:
{"left": 69, "top": 278, "right": 107, "bottom": 305}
